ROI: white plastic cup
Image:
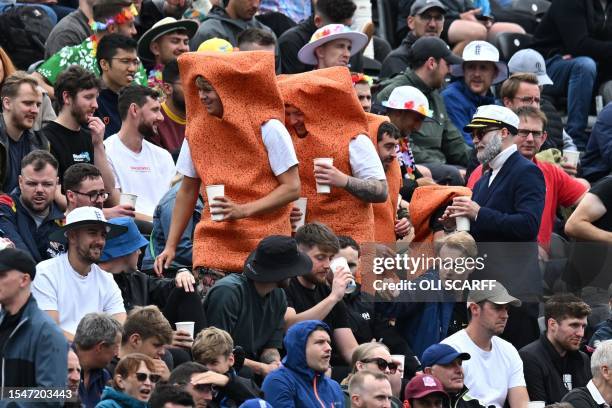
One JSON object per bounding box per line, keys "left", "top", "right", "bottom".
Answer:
{"left": 120, "top": 193, "right": 137, "bottom": 208}
{"left": 314, "top": 158, "right": 334, "bottom": 194}
{"left": 596, "top": 95, "right": 604, "bottom": 115}
{"left": 528, "top": 402, "right": 545, "bottom": 408}
{"left": 390, "top": 354, "right": 405, "bottom": 371}
{"left": 563, "top": 150, "right": 580, "bottom": 168}
{"left": 456, "top": 216, "right": 470, "bottom": 232}
{"left": 175, "top": 321, "right": 195, "bottom": 338}
{"left": 205, "top": 184, "right": 225, "bottom": 221}
{"left": 330, "top": 256, "right": 356, "bottom": 294}
{"left": 293, "top": 197, "right": 308, "bottom": 232}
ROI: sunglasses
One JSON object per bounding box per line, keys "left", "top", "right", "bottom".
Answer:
{"left": 135, "top": 372, "right": 161, "bottom": 383}
{"left": 361, "top": 358, "right": 399, "bottom": 373}
{"left": 194, "top": 383, "right": 217, "bottom": 394}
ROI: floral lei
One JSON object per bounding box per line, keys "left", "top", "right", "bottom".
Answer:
{"left": 89, "top": 4, "right": 138, "bottom": 32}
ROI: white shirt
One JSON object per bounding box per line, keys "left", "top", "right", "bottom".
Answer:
{"left": 442, "top": 329, "right": 526, "bottom": 408}
{"left": 176, "top": 119, "right": 298, "bottom": 178}
{"left": 32, "top": 253, "right": 125, "bottom": 335}
{"left": 176, "top": 120, "right": 385, "bottom": 181}
{"left": 104, "top": 134, "right": 176, "bottom": 217}
{"left": 587, "top": 380, "right": 610, "bottom": 408}
{"left": 488, "top": 144, "right": 517, "bottom": 186}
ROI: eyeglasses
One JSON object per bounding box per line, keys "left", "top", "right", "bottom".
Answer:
{"left": 471, "top": 127, "right": 501, "bottom": 140}
{"left": 418, "top": 13, "right": 444, "bottom": 22}
{"left": 135, "top": 372, "right": 161, "bottom": 383}
{"left": 360, "top": 358, "right": 399, "bottom": 374}
{"left": 70, "top": 190, "right": 109, "bottom": 202}
{"left": 514, "top": 96, "right": 541, "bottom": 104}
{"left": 516, "top": 129, "right": 544, "bottom": 139}
{"left": 111, "top": 57, "right": 141, "bottom": 67}
{"left": 193, "top": 383, "right": 217, "bottom": 394}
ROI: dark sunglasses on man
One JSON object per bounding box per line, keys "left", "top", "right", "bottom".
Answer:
{"left": 360, "top": 358, "right": 399, "bottom": 373}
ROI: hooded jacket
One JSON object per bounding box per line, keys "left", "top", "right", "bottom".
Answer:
{"left": 95, "top": 386, "right": 148, "bottom": 408}
{"left": 178, "top": 51, "right": 292, "bottom": 271}
{"left": 278, "top": 67, "right": 375, "bottom": 244}
{"left": 262, "top": 320, "right": 344, "bottom": 408}
{"left": 0, "top": 295, "right": 68, "bottom": 397}
{"left": 441, "top": 80, "right": 496, "bottom": 146}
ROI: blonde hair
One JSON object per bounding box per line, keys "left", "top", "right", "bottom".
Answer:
{"left": 0, "top": 47, "right": 16, "bottom": 84}
{"left": 341, "top": 342, "right": 390, "bottom": 385}
{"left": 434, "top": 231, "right": 478, "bottom": 258}
{"left": 192, "top": 326, "right": 234, "bottom": 364}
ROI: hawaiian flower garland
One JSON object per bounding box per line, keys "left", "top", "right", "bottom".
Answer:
{"left": 89, "top": 4, "right": 138, "bottom": 32}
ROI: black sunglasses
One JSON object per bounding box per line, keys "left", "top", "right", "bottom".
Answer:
{"left": 361, "top": 358, "right": 399, "bottom": 373}
{"left": 135, "top": 372, "right": 161, "bottom": 383}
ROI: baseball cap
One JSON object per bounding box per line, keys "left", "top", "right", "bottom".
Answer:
{"left": 410, "top": 0, "right": 447, "bottom": 16}
{"left": 197, "top": 38, "right": 234, "bottom": 53}
{"left": 450, "top": 41, "right": 508, "bottom": 84}
{"left": 381, "top": 85, "right": 433, "bottom": 117}
{"left": 409, "top": 37, "right": 463, "bottom": 65}
{"left": 463, "top": 105, "right": 520, "bottom": 135}
{"left": 421, "top": 344, "right": 470, "bottom": 368}
{"left": 404, "top": 374, "right": 449, "bottom": 400}
{"left": 0, "top": 248, "right": 36, "bottom": 280}
{"left": 508, "top": 49, "right": 553, "bottom": 86}
{"left": 467, "top": 280, "right": 522, "bottom": 307}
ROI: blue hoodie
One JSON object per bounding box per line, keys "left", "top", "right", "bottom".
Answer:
{"left": 262, "top": 320, "right": 344, "bottom": 408}
{"left": 95, "top": 386, "right": 148, "bottom": 408}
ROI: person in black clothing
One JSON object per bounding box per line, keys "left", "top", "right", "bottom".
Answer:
{"left": 380, "top": 0, "right": 446, "bottom": 79}
{"left": 137, "top": 0, "right": 192, "bottom": 39}
{"left": 192, "top": 327, "right": 262, "bottom": 406}
{"left": 519, "top": 294, "right": 592, "bottom": 404}
{"left": 278, "top": 0, "right": 355, "bottom": 74}
{"left": 149, "top": 383, "right": 195, "bottom": 408}
{"left": 562, "top": 340, "right": 612, "bottom": 408}
{"left": 284, "top": 223, "right": 359, "bottom": 379}
{"left": 43, "top": 66, "right": 115, "bottom": 195}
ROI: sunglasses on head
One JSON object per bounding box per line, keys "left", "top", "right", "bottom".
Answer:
{"left": 135, "top": 372, "right": 161, "bottom": 383}
{"left": 361, "top": 358, "right": 399, "bottom": 373}
{"left": 194, "top": 383, "right": 216, "bottom": 394}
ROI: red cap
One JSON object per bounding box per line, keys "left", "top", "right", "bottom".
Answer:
{"left": 404, "top": 375, "right": 449, "bottom": 400}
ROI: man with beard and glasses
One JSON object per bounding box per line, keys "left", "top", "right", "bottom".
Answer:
{"left": 441, "top": 105, "right": 545, "bottom": 349}
{"left": 519, "top": 294, "right": 592, "bottom": 404}
{"left": 0, "top": 72, "right": 50, "bottom": 194}
{"left": 204, "top": 235, "right": 313, "bottom": 378}
{"left": 442, "top": 282, "right": 529, "bottom": 408}
{"left": 378, "top": 36, "right": 468, "bottom": 186}
{"left": 32, "top": 206, "right": 128, "bottom": 341}
{"left": 104, "top": 85, "right": 175, "bottom": 221}
{"left": 0, "top": 150, "right": 64, "bottom": 263}
{"left": 42, "top": 67, "right": 118, "bottom": 199}
{"left": 147, "top": 59, "right": 186, "bottom": 157}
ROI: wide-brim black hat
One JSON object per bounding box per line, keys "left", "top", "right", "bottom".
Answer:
{"left": 243, "top": 235, "right": 313, "bottom": 283}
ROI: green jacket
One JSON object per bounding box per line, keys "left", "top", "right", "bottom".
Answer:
{"left": 377, "top": 70, "right": 470, "bottom": 166}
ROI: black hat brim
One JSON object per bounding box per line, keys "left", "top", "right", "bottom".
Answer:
{"left": 49, "top": 221, "right": 128, "bottom": 244}
{"left": 243, "top": 250, "right": 313, "bottom": 283}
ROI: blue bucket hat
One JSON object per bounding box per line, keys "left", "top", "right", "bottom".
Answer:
{"left": 100, "top": 217, "right": 148, "bottom": 262}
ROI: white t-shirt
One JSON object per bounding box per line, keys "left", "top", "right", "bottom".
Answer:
{"left": 176, "top": 119, "right": 298, "bottom": 178}
{"left": 32, "top": 253, "right": 125, "bottom": 335}
{"left": 441, "top": 329, "right": 526, "bottom": 408}
{"left": 176, "top": 119, "right": 385, "bottom": 181}
{"left": 104, "top": 134, "right": 176, "bottom": 216}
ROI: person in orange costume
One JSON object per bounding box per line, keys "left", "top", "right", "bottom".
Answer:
{"left": 280, "top": 67, "right": 388, "bottom": 246}
{"left": 154, "top": 51, "right": 301, "bottom": 287}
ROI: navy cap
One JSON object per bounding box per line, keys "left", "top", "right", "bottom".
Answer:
{"left": 0, "top": 248, "right": 36, "bottom": 279}
{"left": 421, "top": 344, "right": 470, "bottom": 368}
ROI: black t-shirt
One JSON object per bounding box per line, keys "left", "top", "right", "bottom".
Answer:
{"left": 42, "top": 121, "right": 94, "bottom": 182}
{"left": 590, "top": 176, "right": 612, "bottom": 231}
{"left": 5, "top": 135, "right": 32, "bottom": 193}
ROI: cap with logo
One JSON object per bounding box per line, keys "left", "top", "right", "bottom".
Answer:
{"left": 410, "top": 0, "right": 447, "bottom": 16}
{"left": 467, "top": 280, "right": 522, "bottom": 307}
{"left": 298, "top": 24, "right": 368, "bottom": 66}
{"left": 409, "top": 36, "right": 463, "bottom": 66}
{"left": 450, "top": 40, "right": 508, "bottom": 84}
{"left": 404, "top": 374, "right": 449, "bottom": 400}
{"left": 381, "top": 85, "right": 433, "bottom": 118}
{"left": 463, "top": 105, "right": 520, "bottom": 135}
{"left": 197, "top": 37, "right": 234, "bottom": 53}
{"left": 507, "top": 48, "right": 553, "bottom": 86}
{"left": 420, "top": 343, "right": 471, "bottom": 368}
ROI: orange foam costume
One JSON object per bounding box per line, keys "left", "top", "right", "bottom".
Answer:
{"left": 278, "top": 67, "right": 375, "bottom": 244}
{"left": 366, "top": 113, "right": 403, "bottom": 243}
{"left": 178, "top": 51, "right": 292, "bottom": 271}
